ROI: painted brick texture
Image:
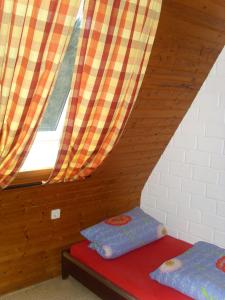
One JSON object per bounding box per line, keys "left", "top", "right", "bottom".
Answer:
{"left": 141, "top": 47, "right": 225, "bottom": 247}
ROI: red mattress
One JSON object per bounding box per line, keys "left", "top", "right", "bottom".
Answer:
{"left": 70, "top": 236, "right": 192, "bottom": 300}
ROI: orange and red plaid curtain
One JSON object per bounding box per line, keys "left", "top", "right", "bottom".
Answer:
{"left": 49, "top": 0, "right": 162, "bottom": 183}
{"left": 0, "top": 0, "right": 81, "bottom": 188}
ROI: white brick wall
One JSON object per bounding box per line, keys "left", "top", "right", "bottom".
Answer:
{"left": 141, "top": 47, "right": 225, "bottom": 247}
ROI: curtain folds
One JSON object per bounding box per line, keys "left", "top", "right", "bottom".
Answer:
{"left": 0, "top": 0, "right": 81, "bottom": 188}
{"left": 49, "top": 0, "right": 162, "bottom": 183}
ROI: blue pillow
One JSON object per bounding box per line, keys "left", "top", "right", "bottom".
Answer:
{"left": 80, "top": 207, "right": 167, "bottom": 259}
{"left": 150, "top": 241, "right": 225, "bottom": 300}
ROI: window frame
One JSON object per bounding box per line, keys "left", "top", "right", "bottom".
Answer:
{"left": 10, "top": 169, "right": 51, "bottom": 187}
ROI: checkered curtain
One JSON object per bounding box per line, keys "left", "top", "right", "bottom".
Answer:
{"left": 49, "top": 0, "right": 162, "bottom": 183}
{"left": 0, "top": 0, "right": 81, "bottom": 188}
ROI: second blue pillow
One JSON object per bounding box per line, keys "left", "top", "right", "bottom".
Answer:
{"left": 150, "top": 241, "right": 225, "bottom": 300}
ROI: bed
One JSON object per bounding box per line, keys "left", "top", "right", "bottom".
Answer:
{"left": 61, "top": 236, "right": 193, "bottom": 300}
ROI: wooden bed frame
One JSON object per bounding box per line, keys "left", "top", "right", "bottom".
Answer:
{"left": 61, "top": 250, "right": 136, "bottom": 300}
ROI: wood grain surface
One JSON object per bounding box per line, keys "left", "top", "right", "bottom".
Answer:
{"left": 0, "top": 0, "right": 225, "bottom": 295}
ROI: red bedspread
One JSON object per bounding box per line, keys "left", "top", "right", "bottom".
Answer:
{"left": 70, "top": 236, "right": 192, "bottom": 300}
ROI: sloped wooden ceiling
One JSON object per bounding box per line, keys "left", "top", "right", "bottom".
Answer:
{"left": 0, "top": 0, "right": 225, "bottom": 295}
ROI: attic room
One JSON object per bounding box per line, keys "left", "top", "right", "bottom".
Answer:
{"left": 0, "top": 1, "right": 225, "bottom": 299}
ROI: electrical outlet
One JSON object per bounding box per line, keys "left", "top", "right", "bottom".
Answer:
{"left": 51, "top": 209, "right": 61, "bottom": 220}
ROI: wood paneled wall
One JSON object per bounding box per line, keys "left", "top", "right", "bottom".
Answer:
{"left": 0, "top": 0, "right": 225, "bottom": 295}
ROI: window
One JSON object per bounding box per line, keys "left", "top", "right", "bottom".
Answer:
{"left": 20, "top": 7, "right": 83, "bottom": 172}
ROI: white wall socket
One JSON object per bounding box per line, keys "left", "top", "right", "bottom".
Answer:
{"left": 51, "top": 208, "right": 61, "bottom": 220}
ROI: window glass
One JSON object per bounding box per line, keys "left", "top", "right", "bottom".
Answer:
{"left": 39, "top": 18, "right": 81, "bottom": 131}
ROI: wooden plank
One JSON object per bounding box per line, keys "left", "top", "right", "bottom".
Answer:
{"left": 0, "top": 0, "right": 225, "bottom": 295}
{"left": 61, "top": 251, "right": 136, "bottom": 300}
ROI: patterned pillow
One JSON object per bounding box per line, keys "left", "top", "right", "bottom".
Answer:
{"left": 80, "top": 207, "right": 167, "bottom": 259}
{"left": 150, "top": 241, "right": 225, "bottom": 300}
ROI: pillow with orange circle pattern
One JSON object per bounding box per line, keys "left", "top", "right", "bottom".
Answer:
{"left": 151, "top": 241, "right": 225, "bottom": 300}
{"left": 80, "top": 207, "right": 167, "bottom": 259}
